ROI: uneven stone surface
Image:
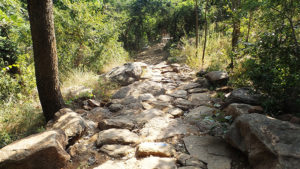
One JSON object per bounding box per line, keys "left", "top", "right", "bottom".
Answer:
{"left": 177, "top": 153, "right": 206, "bottom": 168}
{"left": 97, "top": 129, "right": 140, "bottom": 146}
{"left": 168, "top": 108, "right": 184, "bottom": 117}
{"left": 99, "top": 145, "right": 135, "bottom": 158}
{"left": 106, "top": 62, "right": 148, "bottom": 85}
{"left": 98, "top": 118, "right": 135, "bottom": 130}
{"left": 226, "top": 113, "right": 300, "bottom": 169}
{"left": 205, "top": 71, "right": 229, "bottom": 84}
{"left": 223, "top": 103, "right": 263, "bottom": 119}
{"left": 140, "top": 117, "right": 198, "bottom": 141}
{"left": 139, "top": 157, "right": 177, "bottom": 169}
{"left": 136, "top": 142, "right": 176, "bottom": 157}
{"left": 186, "top": 106, "right": 216, "bottom": 124}
{"left": 189, "top": 93, "right": 211, "bottom": 106}
{"left": 225, "top": 88, "right": 260, "bottom": 106}
{"left": 184, "top": 135, "right": 234, "bottom": 169}
{"left": 0, "top": 130, "right": 70, "bottom": 169}
{"left": 2, "top": 50, "right": 258, "bottom": 169}
{"left": 52, "top": 111, "right": 87, "bottom": 145}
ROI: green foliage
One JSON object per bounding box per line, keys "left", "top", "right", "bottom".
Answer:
{"left": 54, "top": 0, "right": 129, "bottom": 73}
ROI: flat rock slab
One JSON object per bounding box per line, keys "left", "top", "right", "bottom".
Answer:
{"left": 140, "top": 117, "right": 198, "bottom": 141}
{"left": 98, "top": 118, "right": 135, "bottom": 130}
{"left": 178, "top": 82, "right": 201, "bottom": 90}
{"left": 177, "top": 153, "right": 206, "bottom": 168}
{"left": 188, "top": 88, "right": 209, "bottom": 93}
{"left": 93, "top": 157, "right": 176, "bottom": 169}
{"left": 134, "top": 109, "right": 165, "bottom": 124}
{"left": 158, "top": 95, "right": 174, "bottom": 102}
{"left": 0, "top": 130, "right": 70, "bottom": 169}
{"left": 100, "top": 144, "right": 135, "bottom": 158}
{"left": 136, "top": 142, "right": 176, "bottom": 157}
{"left": 93, "top": 158, "right": 138, "bottom": 169}
{"left": 189, "top": 93, "right": 211, "bottom": 106}
{"left": 167, "top": 90, "right": 188, "bottom": 98}
{"left": 139, "top": 157, "right": 177, "bottom": 169}
{"left": 168, "top": 108, "right": 184, "bottom": 117}
{"left": 97, "top": 129, "right": 140, "bottom": 146}
{"left": 185, "top": 106, "right": 217, "bottom": 123}
{"left": 184, "top": 135, "right": 234, "bottom": 169}
{"left": 52, "top": 112, "right": 87, "bottom": 144}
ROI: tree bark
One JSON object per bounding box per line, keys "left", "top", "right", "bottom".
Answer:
{"left": 195, "top": 0, "right": 199, "bottom": 59}
{"left": 230, "top": 0, "right": 241, "bottom": 69}
{"left": 202, "top": 0, "right": 208, "bottom": 67}
{"left": 246, "top": 11, "right": 252, "bottom": 43}
{"left": 27, "top": 0, "right": 65, "bottom": 121}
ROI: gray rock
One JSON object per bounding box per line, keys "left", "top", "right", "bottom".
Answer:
{"left": 86, "top": 107, "right": 112, "bottom": 122}
{"left": 52, "top": 111, "right": 87, "bottom": 144}
{"left": 106, "top": 62, "right": 148, "bottom": 85}
{"left": 136, "top": 142, "right": 176, "bottom": 157}
{"left": 188, "top": 88, "right": 209, "bottom": 93}
{"left": 112, "top": 86, "right": 133, "bottom": 99}
{"left": 98, "top": 118, "right": 135, "bottom": 130}
{"left": 134, "top": 109, "right": 165, "bottom": 125}
{"left": 189, "top": 93, "right": 211, "bottom": 106}
{"left": 184, "top": 135, "right": 234, "bottom": 169}
{"left": 139, "top": 157, "right": 177, "bottom": 169}
{"left": 225, "top": 88, "right": 260, "bottom": 106}
{"left": 140, "top": 117, "right": 198, "bottom": 141}
{"left": 87, "top": 99, "right": 101, "bottom": 107}
{"left": 167, "top": 90, "right": 188, "bottom": 98}
{"left": 177, "top": 153, "right": 206, "bottom": 168}
{"left": 168, "top": 108, "right": 184, "bottom": 117}
{"left": 226, "top": 113, "right": 300, "bottom": 169}
{"left": 108, "top": 103, "right": 124, "bottom": 112}
{"left": 150, "top": 101, "right": 173, "bottom": 110}
{"left": 158, "top": 95, "right": 174, "bottom": 102}
{"left": 195, "top": 77, "right": 210, "bottom": 88}
{"left": 179, "top": 82, "right": 202, "bottom": 90}
{"left": 223, "top": 103, "right": 263, "bottom": 119}
{"left": 97, "top": 129, "right": 140, "bottom": 146}
{"left": 174, "top": 98, "right": 195, "bottom": 110}
{"left": 93, "top": 158, "right": 138, "bottom": 169}
{"left": 100, "top": 144, "right": 135, "bottom": 158}
{"left": 138, "top": 93, "right": 156, "bottom": 102}
{"left": 186, "top": 106, "right": 216, "bottom": 123}
{"left": 205, "top": 71, "right": 229, "bottom": 84}
{"left": 0, "top": 130, "right": 70, "bottom": 169}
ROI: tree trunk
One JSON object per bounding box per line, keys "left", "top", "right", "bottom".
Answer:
{"left": 202, "top": 0, "right": 208, "bottom": 67}
{"left": 246, "top": 11, "right": 252, "bottom": 43}
{"left": 195, "top": 0, "right": 199, "bottom": 59}
{"left": 27, "top": 0, "right": 65, "bottom": 121}
{"left": 230, "top": 0, "right": 241, "bottom": 69}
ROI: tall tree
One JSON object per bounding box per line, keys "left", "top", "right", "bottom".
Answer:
{"left": 195, "top": 0, "right": 199, "bottom": 59}
{"left": 202, "top": 0, "right": 208, "bottom": 67}
{"left": 27, "top": 0, "right": 65, "bottom": 121}
{"left": 230, "top": 0, "right": 241, "bottom": 69}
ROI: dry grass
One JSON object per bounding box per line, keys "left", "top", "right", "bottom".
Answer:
{"left": 170, "top": 32, "right": 231, "bottom": 71}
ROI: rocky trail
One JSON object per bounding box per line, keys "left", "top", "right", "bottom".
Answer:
{"left": 1, "top": 44, "right": 300, "bottom": 169}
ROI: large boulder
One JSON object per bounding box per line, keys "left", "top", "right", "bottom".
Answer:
{"left": 52, "top": 110, "right": 87, "bottom": 145}
{"left": 106, "top": 62, "right": 148, "bottom": 86}
{"left": 226, "top": 113, "right": 300, "bottom": 169}
{"left": 204, "top": 71, "right": 229, "bottom": 85}
{"left": 223, "top": 103, "right": 263, "bottom": 119}
{"left": 224, "top": 88, "right": 260, "bottom": 106}
{"left": 0, "top": 130, "right": 70, "bottom": 169}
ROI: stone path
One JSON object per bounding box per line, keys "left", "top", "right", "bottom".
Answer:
{"left": 61, "top": 60, "right": 250, "bottom": 169}
{"left": 0, "top": 44, "right": 252, "bottom": 169}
